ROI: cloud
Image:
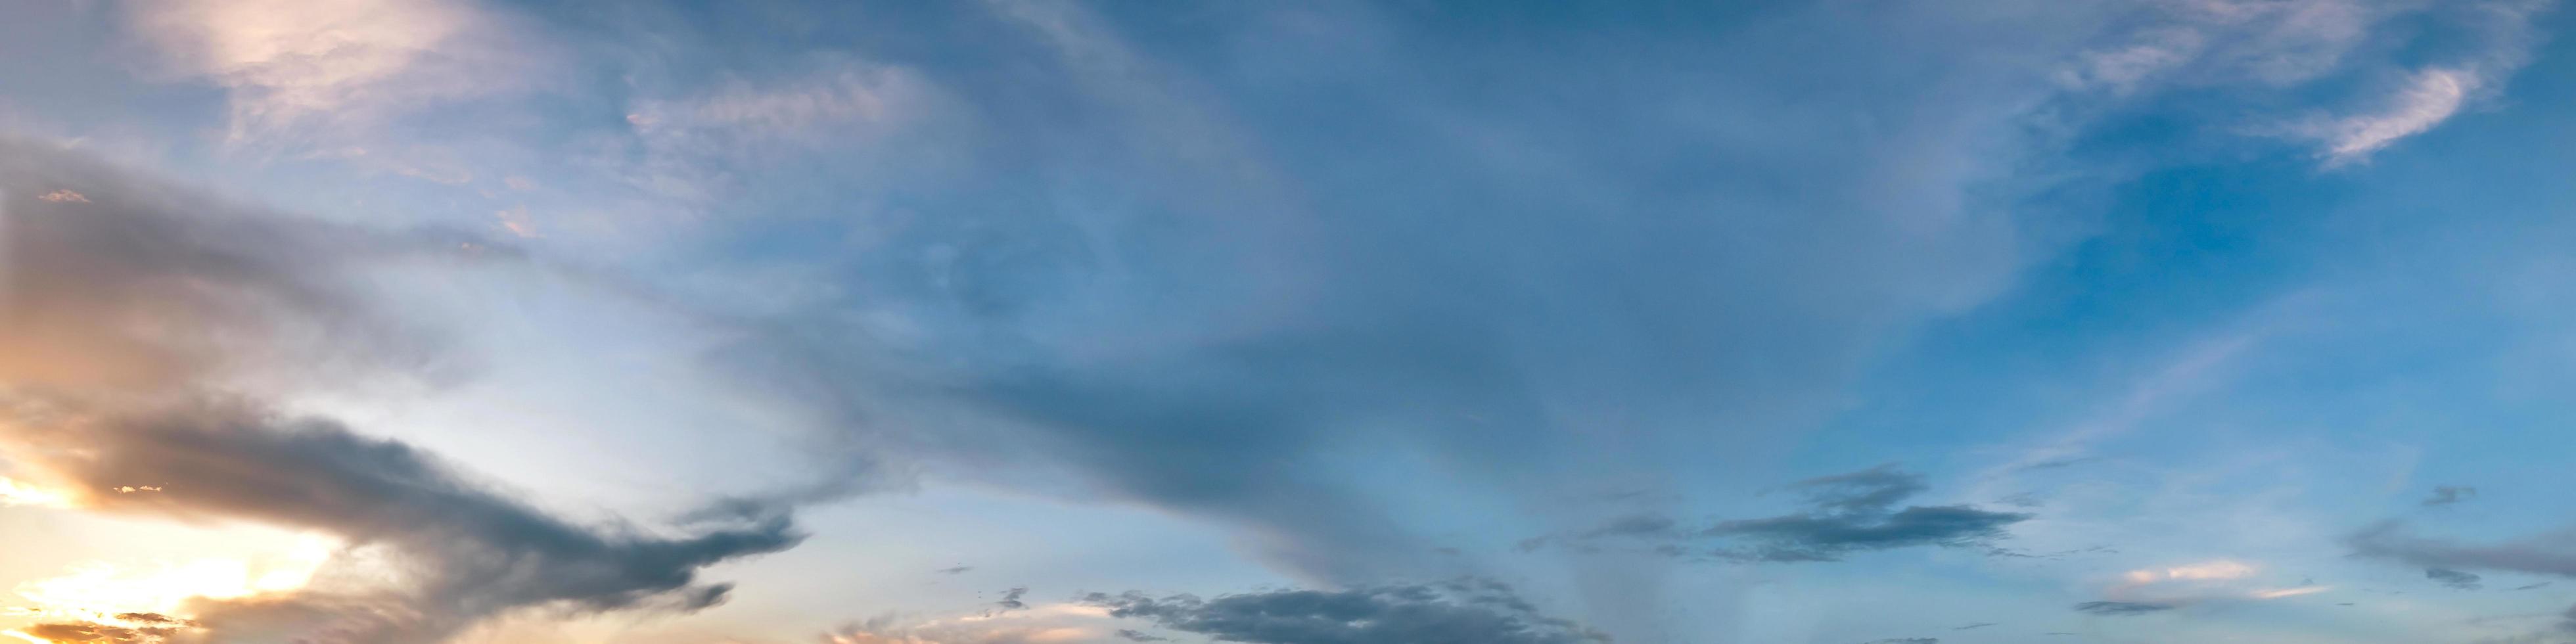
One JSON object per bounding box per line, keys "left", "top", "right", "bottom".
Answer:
{"left": 2424, "top": 486, "right": 2479, "bottom": 507}
{"left": 2428, "top": 568, "right": 2485, "bottom": 590}
{"left": 1860, "top": 639, "right": 1937, "bottom": 644}
{"left": 2347, "top": 520, "right": 2576, "bottom": 578}
{"left": 1702, "top": 504, "right": 2034, "bottom": 563}
{"left": 20, "top": 621, "right": 185, "bottom": 643}
{"left": 1, "top": 397, "right": 802, "bottom": 643}
{"left": 118, "top": 0, "right": 531, "bottom": 141}
{"left": 2312, "top": 67, "right": 2475, "bottom": 164}
{"left": 618, "top": 57, "right": 936, "bottom": 206}
{"left": 0, "top": 139, "right": 800, "bottom": 643}
{"left": 1084, "top": 579, "right": 1605, "bottom": 644}
{"left": 2072, "top": 601, "right": 2176, "bottom": 616}
{"left": 0, "top": 139, "right": 448, "bottom": 394}
{"left": 1954, "top": 622, "right": 1996, "bottom": 630}
{"left": 1580, "top": 513, "right": 1682, "bottom": 540}
{"left": 819, "top": 604, "right": 1113, "bottom": 644}
{"left": 1113, "top": 630, "right": 1170, "bottom": 642}
{"left": 697, "top": 0, "right": 2099, "bottom": 588}
{"left": 1521, "top": 466, "right": 2031, "bottom": 563}
{"left": 2036, "top": 0, "right": 2560, "bottom": 166}
{"left": 1730, "top": 466, "right": 2033, "bottom": 563}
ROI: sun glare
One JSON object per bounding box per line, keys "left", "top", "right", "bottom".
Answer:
{"left": 7, "top": 534, "right": 337, "bottom": 626}
{"left": 0, "top": 478, "right": 70, "bottom": 509}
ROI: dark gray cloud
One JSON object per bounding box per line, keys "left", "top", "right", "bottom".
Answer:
{"left": 2514, "top": 582, "right": 2552, "bottom": 591}
{"left": 996, "top": 587, "right": 1030, "bottom": 611}
{"left": 1084, "top": 579, "right": 1606, "bottom": 644}
{"left": 1703, "top": 503, "right": 2033, "bottom": 563}
{"left": 0, "top": 139, "right": 801, "bottom": 643}
{"left": 2073, "top": 601, "right": 2175, "bottom": 616}
{"left": 1860, "top": 639, "right": 1938, "bottom": 644}
{"left": 938, "top": 566, "right": 975, "bottom": 575}
{"left": 2428, "top": 568, "right": 2485, "bottom": 590}
{"left": 3, "top": 397, "right": 800, "bottom": 643}
{"left": 2423, "top": 486, "right": 2478, "bottom": 507}
{"left": 1954, "top": 622, "right": 1996, "bottom": 630}
{"left": 1114, "top": 629, "right": 1172, "bottom": 642}
{"left": 1531, "top": 465, "right": 2030, "bottom": 563}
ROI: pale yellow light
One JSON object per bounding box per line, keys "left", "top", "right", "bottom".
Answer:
{"left": 11, "top": 534, "right": 338, "bottom": 622}
{"left": 0, "top": 478, "right": 71, "bottom": 509}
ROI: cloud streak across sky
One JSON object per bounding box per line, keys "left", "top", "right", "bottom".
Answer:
{"left": 1, "top": 1, "right": 2574, "bottom": 643}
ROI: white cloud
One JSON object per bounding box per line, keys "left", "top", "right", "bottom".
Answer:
{"left": 2313, "top": 68, "right": 2475, "bottom": 165}
{"left": 2055, "top": 0, "right": 2551, "bottom": 165}
{"left": 616, "top": 59, "right": 934, "bottom": 205}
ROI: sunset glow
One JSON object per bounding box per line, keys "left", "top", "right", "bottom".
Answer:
{"left": 9, "top": 534, "right": 336, "bottom": 622}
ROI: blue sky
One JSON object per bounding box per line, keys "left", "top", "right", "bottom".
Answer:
{"left": 3, "top": 1, "right": 2575, "bottom": 643}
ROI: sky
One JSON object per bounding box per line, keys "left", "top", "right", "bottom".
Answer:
{"left": 1, "top": 0, "right": 2575, "bottom": 643}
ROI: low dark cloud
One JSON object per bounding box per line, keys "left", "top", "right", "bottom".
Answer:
{"left": 2347, "top": 520, "right": 2576, "bottom": 578}
{"left": 1954, "top": 622, "right": 1996, "bottom": 630}
{"left": 3, "top": 397, "right": 800, "bottom": 643}
{"left": 1703, "top": 503, "right": 2032, "bottom": 563}
{"left": 2073, "top": 601, "right": 2175, "bottom": 616}
{"left": 2423, "top": 486, "right": 2478, "bottom": 507}
{"left": 938, "top": 566, "right": 975, "bottom": 575}
{"left": 2428, "top": 568, "right": 2485, "bottom": 590}
{"left": 1531, "top": 465, "right": 2030, "bottom": 563}
{"left": 1084, "top": 579, "right": 1606, "bottom": 644}
{"left": 1860, "top": 639, "right": 1937, "bottom": 644}
{"left": 2514, "top": 582, "right": 2552, "bottom": 591}
{"left": 996, "top": 587, "right": 1030, "bottom": 611}
{"left": 1115, "top": 629, "right": 1172, "bottom": 642}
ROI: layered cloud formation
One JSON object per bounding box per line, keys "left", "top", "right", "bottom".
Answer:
{"left": 2, "top": 1, "right": 2573, "bottom": 643}
{"left": 0, "top": 141, "right": 795, "bottom": 643}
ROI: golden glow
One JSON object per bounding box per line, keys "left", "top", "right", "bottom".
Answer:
{"left": 9, "top": 534, "right": 336, "bottom": 623}
{"left": 0, "top": 478, "right": 71, "bottom": 508}
{"left": 3, "top": 629, "right": 51, "bottom": 643}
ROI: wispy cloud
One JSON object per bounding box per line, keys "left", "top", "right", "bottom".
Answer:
{"left": 2423, "top": 485, "right": 2479, "bottom": 507}
{"left": 120, "top": 0, "right": 533, "bottom": 143}
{"left": 2073, "top": 601, "right": 2176, "bottom": 616}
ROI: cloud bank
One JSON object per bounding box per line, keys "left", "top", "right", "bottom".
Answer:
{"left": 0, "top": 139, "right": 798, "bottom": 643}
